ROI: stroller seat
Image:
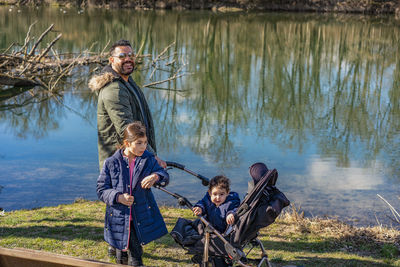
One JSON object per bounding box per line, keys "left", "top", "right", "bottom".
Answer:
{"left": 166, "top": 163, "right": 290, "bottom": 267}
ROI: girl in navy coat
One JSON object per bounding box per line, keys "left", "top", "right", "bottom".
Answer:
{"left": 97, "top": 121, "right": 169, "bottom": 266}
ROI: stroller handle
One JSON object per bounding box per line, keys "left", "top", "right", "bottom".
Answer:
{"left": 166, "top": 161, "right": 210, "bottom": 186}
{"left": 154, "top": 185, "right": 193, "bottom": 209}
{"left": 166, "top": 161, "right": 185, "bottom": 169}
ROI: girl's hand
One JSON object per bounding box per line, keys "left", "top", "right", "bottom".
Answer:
{"left": 141, "top": 173, "right": 159, "bottom": 189}
{"left": 226, "top": 213, "right": 235, "bottom": 224}
{"left": 118, "top": 193, "right": 134, "bottom": 206}
{"left": 193, "top": 207, "right": 202, "bottom": 216}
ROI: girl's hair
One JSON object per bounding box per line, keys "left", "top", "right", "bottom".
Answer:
{"left": 208, "top": 175, "right": 230, "bottom": 193}
{"left": 120, "top": 121, "right": 146, "bottom": 149}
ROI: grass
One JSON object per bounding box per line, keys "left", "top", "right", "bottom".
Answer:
{"left": 0, "top": 199, "right": 399, "bottom": 266}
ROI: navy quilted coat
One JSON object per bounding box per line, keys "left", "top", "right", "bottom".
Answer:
{"left": 194, "top": 191, "right": 240, "bottom": 233}
{"left": 97, "top": 149, "right": 169, "bottom": 250}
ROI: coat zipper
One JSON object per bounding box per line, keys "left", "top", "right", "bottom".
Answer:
{"left": 125, "top": 157, "right": 135, "bottom": 251}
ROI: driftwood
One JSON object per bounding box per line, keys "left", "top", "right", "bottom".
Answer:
{"left": 0, "top": 23, "right": 110, "bottom": 90}
{"left": 1, "top": 23, "right": 190, "bottom": 93}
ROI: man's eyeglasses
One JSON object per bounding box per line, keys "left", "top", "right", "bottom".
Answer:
{"left": 112, "top": 52, "right": 135, "bottom": 60}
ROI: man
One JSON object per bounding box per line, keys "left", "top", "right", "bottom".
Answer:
{"left": 89, "top": 39, "right": 166, "bottom": 170}
{"left": 89, "top": 40, "right": 167, "bottom": 263}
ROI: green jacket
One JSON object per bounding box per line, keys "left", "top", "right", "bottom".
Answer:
{"left": 89, "top": 65, "right": 157, "bottom": 169}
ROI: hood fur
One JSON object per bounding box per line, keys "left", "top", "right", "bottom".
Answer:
{"left": 89, "top": 72, "right": 116, "bottom": 92}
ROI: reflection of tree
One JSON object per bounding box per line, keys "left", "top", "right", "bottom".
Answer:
{"left": 169, "top": 12, "right": 400, "bottom": 171}
{"left": 0, "top": 67, "right": 97, "bottom": 138}
{"left": 251, "top": 16, "right": 400, "bottom": 174}
{"left": 1, "top": 8, "right": 400, "bottom": 174}
{"left": 0, "top": 89, "right": 59, "bottom": 139}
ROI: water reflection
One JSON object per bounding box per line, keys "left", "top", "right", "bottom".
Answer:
{"left": 308, "top": 158, "right": 384, "bottom": 190}
{"left": 1, "top": 8, "right": 399, "bottom": 224}
{"left": 0, "top": 67, "right": 97, "bottom": 138}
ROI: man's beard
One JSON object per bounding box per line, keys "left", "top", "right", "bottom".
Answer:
{"left": 116, "top": 61, "right": 135, "bottom": 76}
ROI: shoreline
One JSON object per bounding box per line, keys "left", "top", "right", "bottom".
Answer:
{"left": 0, "top": 0, "right": 399, "bottom": 16}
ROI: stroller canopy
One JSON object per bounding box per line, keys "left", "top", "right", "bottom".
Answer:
{"left": 231, "top": 169, "right": 290, "bottom": 247}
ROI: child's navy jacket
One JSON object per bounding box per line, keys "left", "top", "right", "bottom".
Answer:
{"left": 97, "top": 149, "right": 169, "bottom": 250}
{"left": 194, "top": 191, "right": 240, "bottom": 233}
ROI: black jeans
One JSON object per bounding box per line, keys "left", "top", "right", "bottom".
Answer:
{"left": 116, "top": 222, "right": 143, "bottom": 266}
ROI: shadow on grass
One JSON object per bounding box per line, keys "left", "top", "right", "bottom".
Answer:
{"left": 0, "top": 225, "right": 104, "bottom": 241}
{"left": 27, "top": 217, "right": 103, "bottom": 224}
{"left": 143, "top": 251, "right": 192, "bottom": 264}
{"left": 260, "top": 238, "right": 393, "bottom": 265}
{"left": 272, "top": 256, "right": 394, "bottom": 267}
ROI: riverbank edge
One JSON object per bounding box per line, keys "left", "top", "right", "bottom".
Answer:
{"left": 0, "top": 199, "right": 399, "bottom": 266}
{"left": 1, "top": 0, "right": 400, "bottom": 16}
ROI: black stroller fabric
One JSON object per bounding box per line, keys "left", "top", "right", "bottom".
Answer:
{"left": 171, "top": 217, "right": 228, "bottom": 256}
{"left": 170, "top": 218, "right": 202, "bottom": 246}
{"left": 170, "top": 168, "right": 290, "bottom": 260}
{"left": 231, "top": 169, "right": 290, "bottom": 247}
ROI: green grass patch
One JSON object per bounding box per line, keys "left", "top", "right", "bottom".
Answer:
{"left": 0, "top": 200, "right": 399, "bottom": 266}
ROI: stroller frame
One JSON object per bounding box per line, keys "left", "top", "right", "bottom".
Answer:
{"left": 155, "top": 161, "right": 273, "bottom": 267}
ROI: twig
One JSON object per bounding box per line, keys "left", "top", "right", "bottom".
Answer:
{"left": 143, "top": 73, "right": 186, "bottom": 88}
{"left": 149, "top": 65, "right": 158, "bottom": 80}
{"left": 27, "top": 24, "right": 54, "bottom": 58}
{"left": 100, "top": 40, "right": 110, "bottom": 56}
{"left": 166, "top": 59, "right": 176, "bottom": 66}
{"left": 149, "top": 42, "right": 176, "bottom": 80}
{"left": 377, "top": 194, "right": 400, "bottom": 223}
{"left": 36, "top": 33, "right": 62, "bottom": 62}
{"left": 154, "top": 42, "right": 175, "bottom": 63}
{"left": 49, "top": 55, "right": 81, "bottom": 91}
{"left": 2, "top": 42, "right": 15, "bottom": 54}
{"left": 34, "top": 77, "right": 50, "bottom": 90}
{"left": 50, "top": 47, "right": 62, "bottom": 72}
{"left": 20, "top": 21, "right": 37, "bottom": 53}
{"left": 0, "top": 59, "right": 10, "bottom": 69}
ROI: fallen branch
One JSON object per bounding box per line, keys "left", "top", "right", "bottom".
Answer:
{"left": 1, "top": 25, "right": 191, "bottom": 92}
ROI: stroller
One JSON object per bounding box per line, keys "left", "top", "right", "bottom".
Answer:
{"left": 156, "top": 161, "right": 290, "bottom": 267}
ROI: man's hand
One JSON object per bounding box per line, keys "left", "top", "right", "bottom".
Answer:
{"left": 118, "top": 193, "right": 134, "bottom": 206}
{"left": 155, "top": 156, "right": 167, "bottom": 169}
{"left": 226, "top": 213, "right": 235, "bottom": 224}
{"left": 141, "top": 173, "right": 159, "bottom": 189}
{"left": 193, "top": 207, "right": 203, "bottom": 216}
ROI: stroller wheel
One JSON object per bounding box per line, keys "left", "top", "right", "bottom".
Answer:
{"left": 191, "top": 254, "right": 202, "bottom": 264}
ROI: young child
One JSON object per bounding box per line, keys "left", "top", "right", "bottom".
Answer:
{"left": 97, "top": 121, "right": 169, "bottom": 266}
{"left": 192, "top": 175, "right": 240, "bottom": 266}
{"left": 193, "top": 175, "right": 240, "bottom": 234}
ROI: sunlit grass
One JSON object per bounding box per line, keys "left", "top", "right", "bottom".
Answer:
{"left": 0, "top": 200, "right": 399, "bottom": 266}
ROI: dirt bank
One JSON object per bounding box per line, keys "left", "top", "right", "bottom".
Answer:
{"left": 2, "top": 0, "right": 400, "bottom": 15}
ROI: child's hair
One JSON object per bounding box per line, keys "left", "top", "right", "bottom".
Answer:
{"left": 121, "top": 121, "right": 146, "bottom": 148}
{"left": 208, "top": 175, "right": 230, "bottom": 193}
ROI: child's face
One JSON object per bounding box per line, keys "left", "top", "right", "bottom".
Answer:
{"left": 210, "top": 186, "right": 228, "bottom": 207}
{"left": 124, "top": 136, "right": 147, "bottom": 157}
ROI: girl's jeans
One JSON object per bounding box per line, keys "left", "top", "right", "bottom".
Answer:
{"left": 116, "top": 222, "right": 143, "bottom": 266}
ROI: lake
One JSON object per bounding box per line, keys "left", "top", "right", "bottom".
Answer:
{"left": 0, "top": 7, "right": 399, "bottom": 227}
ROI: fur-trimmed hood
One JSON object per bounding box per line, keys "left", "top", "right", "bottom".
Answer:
{"left": 88, "top": 65, "right": 119, "bottom": 92}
